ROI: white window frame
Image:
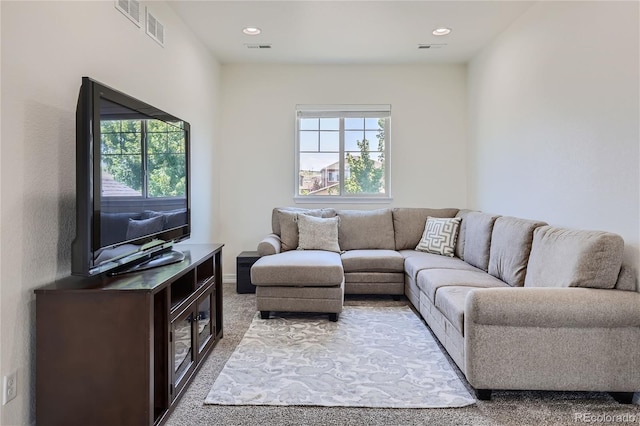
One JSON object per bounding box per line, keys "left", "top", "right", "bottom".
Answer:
{"left": 294, "top": 104, "right": 392, "bottom": 204}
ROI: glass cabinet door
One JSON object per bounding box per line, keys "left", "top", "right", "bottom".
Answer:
{"left": 171, "top": 309, "right": 196, "bottom": 397}
{"left": 196, "top": 288, "right": 216, "bottom": 359}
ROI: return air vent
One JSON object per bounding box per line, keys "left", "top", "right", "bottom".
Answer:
{"left": 146, "top": 8, "right": 165, "bottom": 47}
{"left": 418, "top": 44, "right": 447, "bottom": 49}
{"left": 115, "top": 0, "right": 141, "bottom": 27}
{"left": 245, "top": 44, "right": 272, "bottom": 49}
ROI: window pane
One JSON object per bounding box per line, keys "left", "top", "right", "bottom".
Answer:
{"left": 147, "top": 119, "right": 167, "bottom": 133}
{"left": 365, "top": 131, "right": 381, "bottom": 148}
{"left": 365, "top": 117, "right": 381, "bottom": 129}
{"left": 101, "top": 155, "right": 143, "bottom": 196}
{"left": 299, "top": 152, "right": 340, "bottom": 196}
{"left": 101, "top": 118, "right": 143, "bottom": 197}
{"left": 148, "top": 132, "right": 167, "bottom": 154}
{"left": 345, "top": 117, "right": 364, "bottom": 130}
{"left": 345, "top": 130, "right": 364, "bottom": 151}
{"left": 167, "top": 131, "right": 186, "bottom": 153}
{"left": 320, "top": 118, "right": 339, "bottom": 130}
{"left": 320, "top": 131, "right": 339, "bottom": 151}
{"left": 299, "top": 118, "right": 319, "bottom": 130}
{"left": 299, "top": 131, "right": 319, "bottom": 152}
{"left": 147, "top": 153, "right": 186, "bottom": 197}
{"left": 344, "top": 151, "right": 385, "bottom": 195}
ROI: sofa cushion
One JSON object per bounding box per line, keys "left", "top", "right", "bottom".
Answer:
{"left": 434, "top": 286, "right": 477, "bottom": 335}
{"left": 400, "top": 250, "right": 480, "bottom": 281}
{"left": 278, "top": 210, "right": 324, "bottom": 251}
{"left": 251, "top": 250, "right": 343, "bottom": 286}
{"left": 344, "top": 272, "right": 404, "bottom": 283}
{"left": 415, "top": 217, "right": 461, "bottom": 257}
{"left": 524, "top": 226, "right": 624, "bottom": 289}
{"left": 417, "top": 268, "right": 508, "bottom": 304}
{"left": 392, "top": 208, "right": 459, "bottom": 250}
{"left": 272, "top": 207, "right": 336, "bottom": 236}
{"left": 454, "top": 209, "right": 474, "bottom": 260}
{"left": 125, "top": 215, "right": 164, "bottom": 240}
{"left": 341, "top": 250, "right": 404, "bottom": 273}
{"left": 461, "top": 211, "right": 500, "bottom": 271}
{"left": 615, "top": 264, "right": 637, "bottom": 291}
{"left": 101, "top": 212, "right": 142, "bottom": 246}
{"left": 297, "top": 215, "right": 341, "bottom": 253}
{"left": 337, "top": 209, "right": 395, "bottom": 250}
{"left": 488, "top": 216, "right": 547, "bottom": 287}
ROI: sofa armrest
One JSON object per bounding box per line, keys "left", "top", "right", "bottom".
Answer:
{"left": 464, "top": 287, "right": 640, "bottom": 392}
{"left": 257, "top": 234, "right": 282, "bottom": 256}
{"left": 465, "top": 287, "right": 640, "bottom": 329}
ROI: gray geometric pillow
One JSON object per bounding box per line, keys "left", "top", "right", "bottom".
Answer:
{"left": 415, "top": 216, "right": 462, "bottom": 257}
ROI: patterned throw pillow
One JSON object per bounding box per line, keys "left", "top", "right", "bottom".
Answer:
{"left": 296, "top": 215, "right": 341, "bottom": 253}
{"left": 415, "top": 217, "right": 462, "bottom": 257}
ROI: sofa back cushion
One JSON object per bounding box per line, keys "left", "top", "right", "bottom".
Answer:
{"left": 524, "top": 226, "right": 624, "bottom": 289}
{"left": 271, "top": 207, "right": 336, "bottom": 236}
{"left": 488, "top": 216, "right": 547, "bottom": 287}
{"left": 278, "top": 210, "right": 324, "bottom": 251}
{"left": 454, "top": 209, "right": 474, "bottom": 260}
{"left": 462, "top": 211, "right": 500, "bottom": 271}
{"left": 615, "top": 264, "right": 637, "bottom": 291}
{"left": 392, "top": 208, "right": 459, "bottom": 250}
{"left": 337, "top": 209, "right": 395, "bottom": 250}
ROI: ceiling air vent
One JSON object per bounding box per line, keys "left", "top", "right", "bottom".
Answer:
{"left": 418, "top": 44, "right": 447, "bottom": 49}
{"left": 115, "top": 0, "right": 141, "bottom": 27}
{"left": 245, "top": 44, "right": 272, "bottom": 49}
{"left": 146, "top": 8, "right": 165, "bottom": 47}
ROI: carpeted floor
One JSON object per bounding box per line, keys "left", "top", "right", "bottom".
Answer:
{"left": 166, "top": 283, "right": 639, "bottom": 426}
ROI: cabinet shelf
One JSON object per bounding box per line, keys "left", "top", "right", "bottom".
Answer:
{"left": 35, "top": 244, "right": 224, "bottom": 426}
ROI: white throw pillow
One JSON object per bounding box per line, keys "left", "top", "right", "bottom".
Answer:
{"left": 415, "top": 216, "right": 461, "bottom": 257}
{"left": 296, "top": 215, "right": 341, "bottom": 253}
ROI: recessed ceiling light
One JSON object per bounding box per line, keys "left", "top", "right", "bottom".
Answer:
{"left": 432, "top": 27, "right": 452, "bottom": 36}
{"left": 243, "top": 27, "right": 261, "bottom": 36}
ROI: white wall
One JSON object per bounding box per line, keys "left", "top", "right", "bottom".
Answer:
{"left": 219, "top": 64, "right": 468, "bottom": 277}
{"left": 0, "top": 1, "right": 220, "bottom": 424}
{"left": 468, "top": 1, "right": 640, "bottom": 276}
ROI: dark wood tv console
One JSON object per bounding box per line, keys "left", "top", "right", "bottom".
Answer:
{"left": 35, "top": 243, "right": 224, "bottom": 426}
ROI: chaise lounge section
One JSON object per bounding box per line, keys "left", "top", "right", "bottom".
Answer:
{"left": 252, "top": 206, "right": 640, "bottom": 401}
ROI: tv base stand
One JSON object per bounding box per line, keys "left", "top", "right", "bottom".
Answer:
{"left": 35, "top": 244, "right": 223, "bottom": 426}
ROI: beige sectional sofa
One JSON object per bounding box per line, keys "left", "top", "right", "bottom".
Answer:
{"left": 251, "top": 207, "right": 640, "bottom": 402}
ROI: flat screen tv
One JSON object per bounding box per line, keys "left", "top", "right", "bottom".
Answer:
{"left": 72, "top": 77, "right": 191, "bottom": 276}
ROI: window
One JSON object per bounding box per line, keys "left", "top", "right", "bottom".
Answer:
{"left": 101, "top": 118, "right": 186, "bottom": 199}
{"left": 295, "top": 105, "right": 391, "bottom": 202}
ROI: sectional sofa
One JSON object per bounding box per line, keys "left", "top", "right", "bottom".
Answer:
{"left": 251, "top": 207, "right": 640, "bottom": 402}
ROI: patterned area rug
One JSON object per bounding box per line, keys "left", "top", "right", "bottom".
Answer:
{"left": 205, "top": 306, "right": 475, "bottom": 408}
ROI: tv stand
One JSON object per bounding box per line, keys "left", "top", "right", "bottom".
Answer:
{"left": 35, "top": 244, "right": 223, "bottom": 426}
{"left": 110, "top": 248, "right": 186, "bottom": 276}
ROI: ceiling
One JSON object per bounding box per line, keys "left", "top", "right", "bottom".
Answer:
{"left": 169, "top": 1, "right": 535, "bottom": 64}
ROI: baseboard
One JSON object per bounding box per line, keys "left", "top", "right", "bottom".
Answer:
{"left": 633, "top": 392, "right": 640, "bottom": 405}
{"left": 223, "top": 273, "right": 236, "bottom": 284}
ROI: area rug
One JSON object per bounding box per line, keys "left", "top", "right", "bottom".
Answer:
{"left": 204, "top": 306, "right": 475, "bottom": 408}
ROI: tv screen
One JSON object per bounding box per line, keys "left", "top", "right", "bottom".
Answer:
{"left": 72, "top": 77, "right": 191, "bottom": 276}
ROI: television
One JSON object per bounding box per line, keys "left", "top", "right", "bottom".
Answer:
{"left": 72, "top": 77, "right": 191, "bottom": 276}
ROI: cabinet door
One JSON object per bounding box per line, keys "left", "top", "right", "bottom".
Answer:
{"left": 196, "top": 286, "right": 216, "bottom": 360}
{"left": 171, "top": 307, "right": 196, "bottom": 399}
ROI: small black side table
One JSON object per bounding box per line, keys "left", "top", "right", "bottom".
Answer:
{"left": 236, "top": 251, "right": 260, "bottom": 294}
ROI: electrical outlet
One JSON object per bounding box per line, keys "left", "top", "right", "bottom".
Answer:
{"left": 3, "top": 371, "right": 17, "bottom": 405}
